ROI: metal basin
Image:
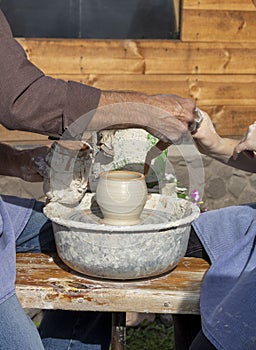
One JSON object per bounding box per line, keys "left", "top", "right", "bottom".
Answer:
{"left": 44, "top": 193, "right": 200, "bottom": 280}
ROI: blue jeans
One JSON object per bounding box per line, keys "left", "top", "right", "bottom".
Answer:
{"left": 172, "top": 227, "right": 215, "bottom": 350}
{"left": 5, "top": 200, "right": 111, "bottom": 350}
{"left": 0, "top": 294, "right": 45, "bottom": 350}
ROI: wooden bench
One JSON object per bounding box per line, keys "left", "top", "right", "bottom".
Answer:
{"left": 16, "top": 253, "right": 209, "bottom": 350}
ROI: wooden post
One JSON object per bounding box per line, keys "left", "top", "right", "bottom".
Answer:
{"left": 111, "top": 312, "right": 126, "bottom": 350}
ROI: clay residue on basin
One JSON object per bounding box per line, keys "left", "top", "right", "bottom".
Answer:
{"left": 44, "top": 194, "right": 199, "bottom": 280}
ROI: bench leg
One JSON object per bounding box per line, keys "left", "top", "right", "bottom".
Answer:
{"left": 111, "top": 312, "right": 126, "bottom": 350}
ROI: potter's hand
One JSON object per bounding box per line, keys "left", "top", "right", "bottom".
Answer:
{"left": 143, "top": 97, "right": 199, "bottom": 176}
{"left": 95, "top": 92, "right": 196, "bottom": 175}
{"left": 148, "top": 94, "right": 196, "bottom": 128}
{"left": 22, "top": 145, "right": 50, "bottom": 182}
{"left": 26, "top": 140, "right": 91, "bottom": 182}
{"left": 97, "top": 91, "right": 196, "bottom": 144}
{"left": 143, "top": 98, "right": 197, "bottom": 176}
{"left": 143, "top": 100, "right": 195, "bottom": 173}
{"left": 44, "top": 140, "right": 93, "bottom": 176}
{"left": 145, "top": 94, "right": 196, "bottom": 144}
{"left": 43, "top": 140, "right": 93, "bottom": 204}
{"left": 233, "top": 122, "right": 256, "bottom": 160}
{"left": 0, "top": 143, "right": 50, "bottom": 182}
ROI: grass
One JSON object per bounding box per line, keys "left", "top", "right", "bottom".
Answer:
{"left": 126, "top": 315, "right": 175, "bottom": 350}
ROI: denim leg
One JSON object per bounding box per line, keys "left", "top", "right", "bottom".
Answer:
{"left": 16, "top": 201, "right": 56, "bottom": 253}
{"left": 16, "top": 200, "right": 112, "bottom": 350}
{"left": 0, "top": 294, "right": 45, "bottom": 350}
{"left": 173, "top": 228, "right": 210, "bottom": 350}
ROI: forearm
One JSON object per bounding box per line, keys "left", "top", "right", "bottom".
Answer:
{"left": 0, "top": 143, "right": 48, "bottom": 181}
{"left": 88, "top": 90, "right": 149, "bottom": 130}
{"left": 194, "top": 113, "right": 256, "bottom": 173}
{"left": 0, "top": 56, "right": 100, "bottom": 139}
{"left": 195, "top": 135, "right": 237, "bottom": 163}
{"left": 198, "top": 136, "right": 256, "bottom": 173}
{"left": 88, "top": 90, "right": 195, "bottom": 138}
{"left": 0, "top": 10, "right": 194, "bottom": 142}
{"left": 0, "top": 11, "right": 100, "bottom": 138}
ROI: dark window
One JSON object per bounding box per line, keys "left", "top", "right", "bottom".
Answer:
{"left": 0, "top": 0, "right": 180, "bottom": 39}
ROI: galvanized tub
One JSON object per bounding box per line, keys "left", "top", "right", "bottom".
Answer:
{"left": 44, "top": 193, "right": 200, "bottom": 280}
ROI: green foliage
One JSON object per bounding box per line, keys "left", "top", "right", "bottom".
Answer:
{"left": 126, "top": 316, "right": 174, "bottom": 350}
{"left": 34, "top": 321, "right": 40, "bottom": 329}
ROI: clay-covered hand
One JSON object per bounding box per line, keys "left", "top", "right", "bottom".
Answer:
{"left": 0, "top": 143, "right": 50, "bottom": 182}
{"left": 21, "top": 146, "right": 50, "bottom": 182}
{"left": 43, "top": 140, "right": 93, "bottom": 204}
{"left": 233, "top": 122, "right": 256, "bottom": 160}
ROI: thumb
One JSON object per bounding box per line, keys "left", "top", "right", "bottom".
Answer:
{"left": 233, "top": 142, "right": 244, "bottom": 160}
{"left": 233, "top": 143, "right": 254, "bottom": 160}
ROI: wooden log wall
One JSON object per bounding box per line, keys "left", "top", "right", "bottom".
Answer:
{"left": 1, "top": 0, "right": 256, "bottom": 143}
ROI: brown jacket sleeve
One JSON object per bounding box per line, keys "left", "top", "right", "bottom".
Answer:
{"left": 0, "top": 10, "right": 101, "bottom": 138}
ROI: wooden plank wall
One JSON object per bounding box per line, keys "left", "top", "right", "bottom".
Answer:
{"left": 1, "top": 0, "right": 256, "bottom": 143}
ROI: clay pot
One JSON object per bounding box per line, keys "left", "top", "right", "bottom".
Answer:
{"left": 96, "top": 170, "right": 148, "bottom": 225}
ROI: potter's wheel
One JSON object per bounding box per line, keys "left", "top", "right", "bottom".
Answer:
{"left": 44, "top": 193, "right": 200, "bottom": 280}
{"left": 45, "top": 193, "right": 199, "bottom": 232}
{"left": 67, "top": 206, "right": 177, "bottom": 229}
